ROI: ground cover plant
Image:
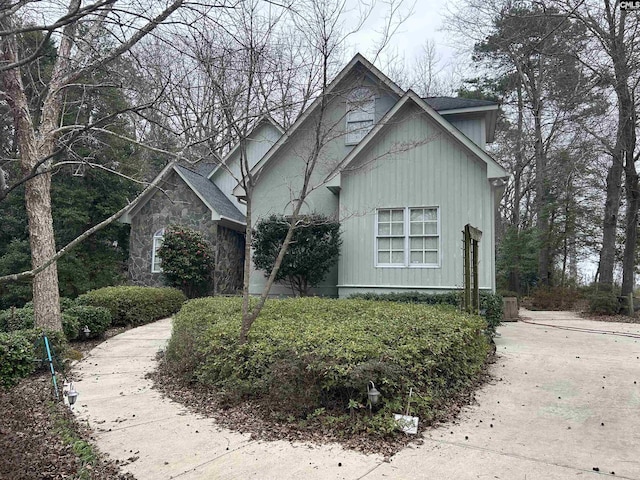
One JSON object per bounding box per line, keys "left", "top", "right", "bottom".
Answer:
{"left": 163, "top": 297, "right": 489, "bottom": 447}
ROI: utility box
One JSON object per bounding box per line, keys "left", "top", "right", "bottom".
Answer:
{"left": 503, "top": 297, "right": 519, "bottom": 322}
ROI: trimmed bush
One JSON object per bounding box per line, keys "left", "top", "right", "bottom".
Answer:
{"left": 348, "top": 291, "right": 503, "bottom": 334}
{"left": 157, "top": 226, "right": 215, "bottom": 298}
{"left": 77, "top": 286, "right": 186, "bottom": 326}
{"left": 0, "top": 307, "right": 79, "bottom": 341}
{"left": 65, "top": 306, "right": 112, "bottom": 339}
{"left": 588, "top": 292, "right": 620, "bottom": 315}
{"left": 0, "top": 332, "right": 34, "bottom": 388}
{"left": 0, "top": 328, "right": 68, "bottom": 388}
{"left": 166, "top": 297, "right": 489, "bottom": 436}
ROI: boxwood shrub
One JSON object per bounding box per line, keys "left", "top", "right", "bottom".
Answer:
{"left": 77, "top": 286, "right": 186, "bottom": 326}
{"left": 349, "top": 291, "right": 503, "bottom": 333}
{"left": 165, "top": 297, "right": 489, "bottom": 436}
{"left": 65, "top": 306, "right": 112, "bottom": 339}
{"left": 0, "top": 307, "right": 81, "bottom": 341}
{"left": 0, "top": 328, "right": 68, "bottom": 388}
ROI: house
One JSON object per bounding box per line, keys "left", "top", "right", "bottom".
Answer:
{"left": 119, "top": 118, "right": 282, "bottom": 294}
{"left": 122, "top": 54, "right": 508, "bottom": 298}
{"left": 238, "top": 54, "right": 508, "bottom": 297}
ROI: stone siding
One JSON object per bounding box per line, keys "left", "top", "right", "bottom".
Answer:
{"left": 215, "top": 225, "right": 245, "bottom": 294}
{"left": 128, "top": 170, "right": 244, "bottom": 294}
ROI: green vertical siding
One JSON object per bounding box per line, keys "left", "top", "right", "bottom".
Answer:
{"left": 338, "top": 104, "right": 494, "bottom": 296}
{"left": 249, "top": 74, "right": 400, "bottom": 296}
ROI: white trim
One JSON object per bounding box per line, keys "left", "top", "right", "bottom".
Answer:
{"left": 151, "top": 228, "right": 165, "bottom": 273}
{"left": 332, "top": 90, "right": 508, "bottom": 181}
{"left": 338, "top": 284, "right": 493, "bottom": 290}
{"left": 436, "top": 105, "right": 498, "bottom": 115}
{"left": 374, "top": 206, "right": 440, "bottom": 268}
{"left": 240, "top": 53, "right": 404, "bottom": 184}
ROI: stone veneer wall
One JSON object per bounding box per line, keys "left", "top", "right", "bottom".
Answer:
{"left": 215, "top": 225, "right": 245, "bottom": 294}
{"left": 128, "top": 170, "right": 244, "bottom": 293}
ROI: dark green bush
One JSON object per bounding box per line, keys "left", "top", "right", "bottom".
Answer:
{"left": 0, "top": 331, "right": 34, "bottom": 388}
{"left": 0, "top": 307, "right": 81, "bottom": 341}
{"left": 77, "top": 286, "right": 186, "bottom": 326}
{"left": 588, "top": 292, "right": 620, "bottom": 315}
{"left": 157, "top": 226, "right": 215, "bottom": 298}
{"left": 348, "top": 291, "right": 503, "bottom": 334}
{"left": 0, "top": 307, "right": 35, "bottom": 331}
{"left": 62, "top": 313, "right": 79, "bottom": 341}
{"left": 166, "top": 297, "right": 489, "bottom": 436}
{"left": 0, "top": 328, "right": 68, "bottom": 388}
{"left": 65, "top": 306, "right": 112, "bottom": 339}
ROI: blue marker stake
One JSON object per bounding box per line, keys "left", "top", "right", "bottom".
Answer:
{"left": 43, "top": 334, "right": 59, "bottom": 400}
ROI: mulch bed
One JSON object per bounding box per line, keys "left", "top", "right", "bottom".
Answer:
{"left": 0, "top": 373, "right": 134, "bottom": 480}
{"left": 580, "top": 312, "right": 640, "bottom": 324}
{"left": 148, "top": 350, "right": 496, "bottom": 459}
{"left": 0, "top": 326, "right": 136, "bottom": 479}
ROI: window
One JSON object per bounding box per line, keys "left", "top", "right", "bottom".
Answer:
{"left": 151, "top": 228, "right": 165, "bottom": 273}
{"left": 346, "top": 88, "right": 375, "bottom": 145}
{"left": 375, "top": 207, "right": 440, "bottom": 267}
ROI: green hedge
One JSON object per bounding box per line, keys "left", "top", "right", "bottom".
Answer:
{"left": 77, "top": 286, "right": 186, "bottom": 326}
{"left": 588, "top": 292, "right": 620, "bottom": 315}
{"left": 0, "top": 307, "right": 81, "bottom": 341}
{"left": 65, "top": 306, "right": 112, "bottom": 339}
{"left": 165, "top": 297, "right": 489, "bottom": 436}
{"left": 0, "top": 329, "right": 67, "bottom": 388}
{"left": 348, "top": 291, "right": 503, "bottom": 333}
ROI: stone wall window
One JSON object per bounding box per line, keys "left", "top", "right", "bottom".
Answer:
{"left": 151, "top": 228, "right": 165, "bottom": 273}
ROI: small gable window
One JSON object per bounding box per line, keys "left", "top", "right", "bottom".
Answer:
{"left": 151, "top": 228, "right": 165, "bottom": 273}
{"left": 346, "top": 88, "right": 375, "bottom": 145}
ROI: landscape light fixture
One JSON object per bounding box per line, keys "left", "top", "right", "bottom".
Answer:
{"left": 83, "top": 325, "right": 91, "bottom": 338}
{"left": 66, "top": 382, "right": 78, "bottom": 409}
{"left": 367, "top": 381, "right": 381, "bottom": 405}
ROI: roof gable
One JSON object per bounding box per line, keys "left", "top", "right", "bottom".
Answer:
{"left": 174, "top": 166, "right": 245, "bottom": 224}
{"left": 331, "top": 90, "right": 508, "bottom": 181}
{"left": 237, "top": 54, "right": 404, "bottom": 189}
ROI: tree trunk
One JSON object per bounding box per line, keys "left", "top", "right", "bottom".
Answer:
{"left": 2, "top": 29, "right": 62, "bottom": 329}
{"left": 599, "top": 159, "right": 622, "bottom": 291}
{"left": 622, "top": 162, "right": 638, "bottom": 297}
{"left": 24, "top": 169, "right": 62, "bottom": 330}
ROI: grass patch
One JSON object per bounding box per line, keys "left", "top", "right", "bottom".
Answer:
{"left": 165, "top": 297, "right": 489, "bottom": 440}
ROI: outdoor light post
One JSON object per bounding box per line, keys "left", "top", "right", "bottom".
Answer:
{"left": 367, "top": 381, "right": 380, "bottom": 414}
{"left": 65, "top": 382, "right": 78, "bottom": 410}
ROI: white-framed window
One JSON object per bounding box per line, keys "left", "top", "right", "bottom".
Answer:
{"left": 375, "top": 207, "right": 440, "bottom": 267}
{"left": 346, "top": 87, "right": 375, "bottom": 145}
{"left": 151, "top": 228, "right": 165, "bottom": 273}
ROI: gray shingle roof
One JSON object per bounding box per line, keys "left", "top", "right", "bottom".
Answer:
{"left": 195, "top": 161, "right": 219, "bottom": 177}
{"left": 423, "top": 96, "right": 497, "bottom": 111}
{"left": 175, "top": 165, "right": 246, "bottom": 224}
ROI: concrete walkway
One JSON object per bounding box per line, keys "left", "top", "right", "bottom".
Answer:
{"left": 73, "top": 310, "right": 640, "bottom": 479}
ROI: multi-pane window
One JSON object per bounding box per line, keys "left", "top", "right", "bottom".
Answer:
{"left": 409, "top": 208, "right": 439, "bottom": 265}
{"left": 376, "top": 209, "right": 405, "bottom": 265}
{"left": 376, "top": 207, "right": 440, "bottom": 267}
{"left": 346, "top": 88, "right": 375, "bottom": 145}
{"left": 151, "top": 228, "right": 165, "bottom": 273}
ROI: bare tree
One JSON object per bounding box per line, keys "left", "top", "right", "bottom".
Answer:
{"left": 0, "top": 0, "right": 203, "bottom": 330}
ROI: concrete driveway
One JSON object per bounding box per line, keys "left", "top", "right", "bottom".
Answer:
{"left": 73, "top": 310, "right": 640, "bottom": 479}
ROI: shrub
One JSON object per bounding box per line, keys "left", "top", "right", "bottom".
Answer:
{"left": 165, "top": 297, "right": 489, "bottom": 436}
{"left": 588, "top": 292, "right": 620, "bottom": 315}
{"left": 77, "top": 286, "right": 186, "bottom": 326}
{"left": 253, "top": 213, "right": 341, "bottom": 296}
{"left": 0, "top": 332, "right": 34, "bottom": 388}
{"left": 0, "top": 307, "right": 81, "bottom": 341}
{"left": 0, "top": 307, "right": 35, "bottom": 331}
{"left": 156, "top": 226, "right": 215, "bottom": 298}
{"left": 348, "top": 291, "right": 503, "bottom": 334}
{"left": 529, "top": 287, "right": 580, "bottom": 310}
{"left": 65, "top": 306, "right": 112, "bottom": 339}
{"left": 0, "top": 328, "right": 68, "bottom": 388}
